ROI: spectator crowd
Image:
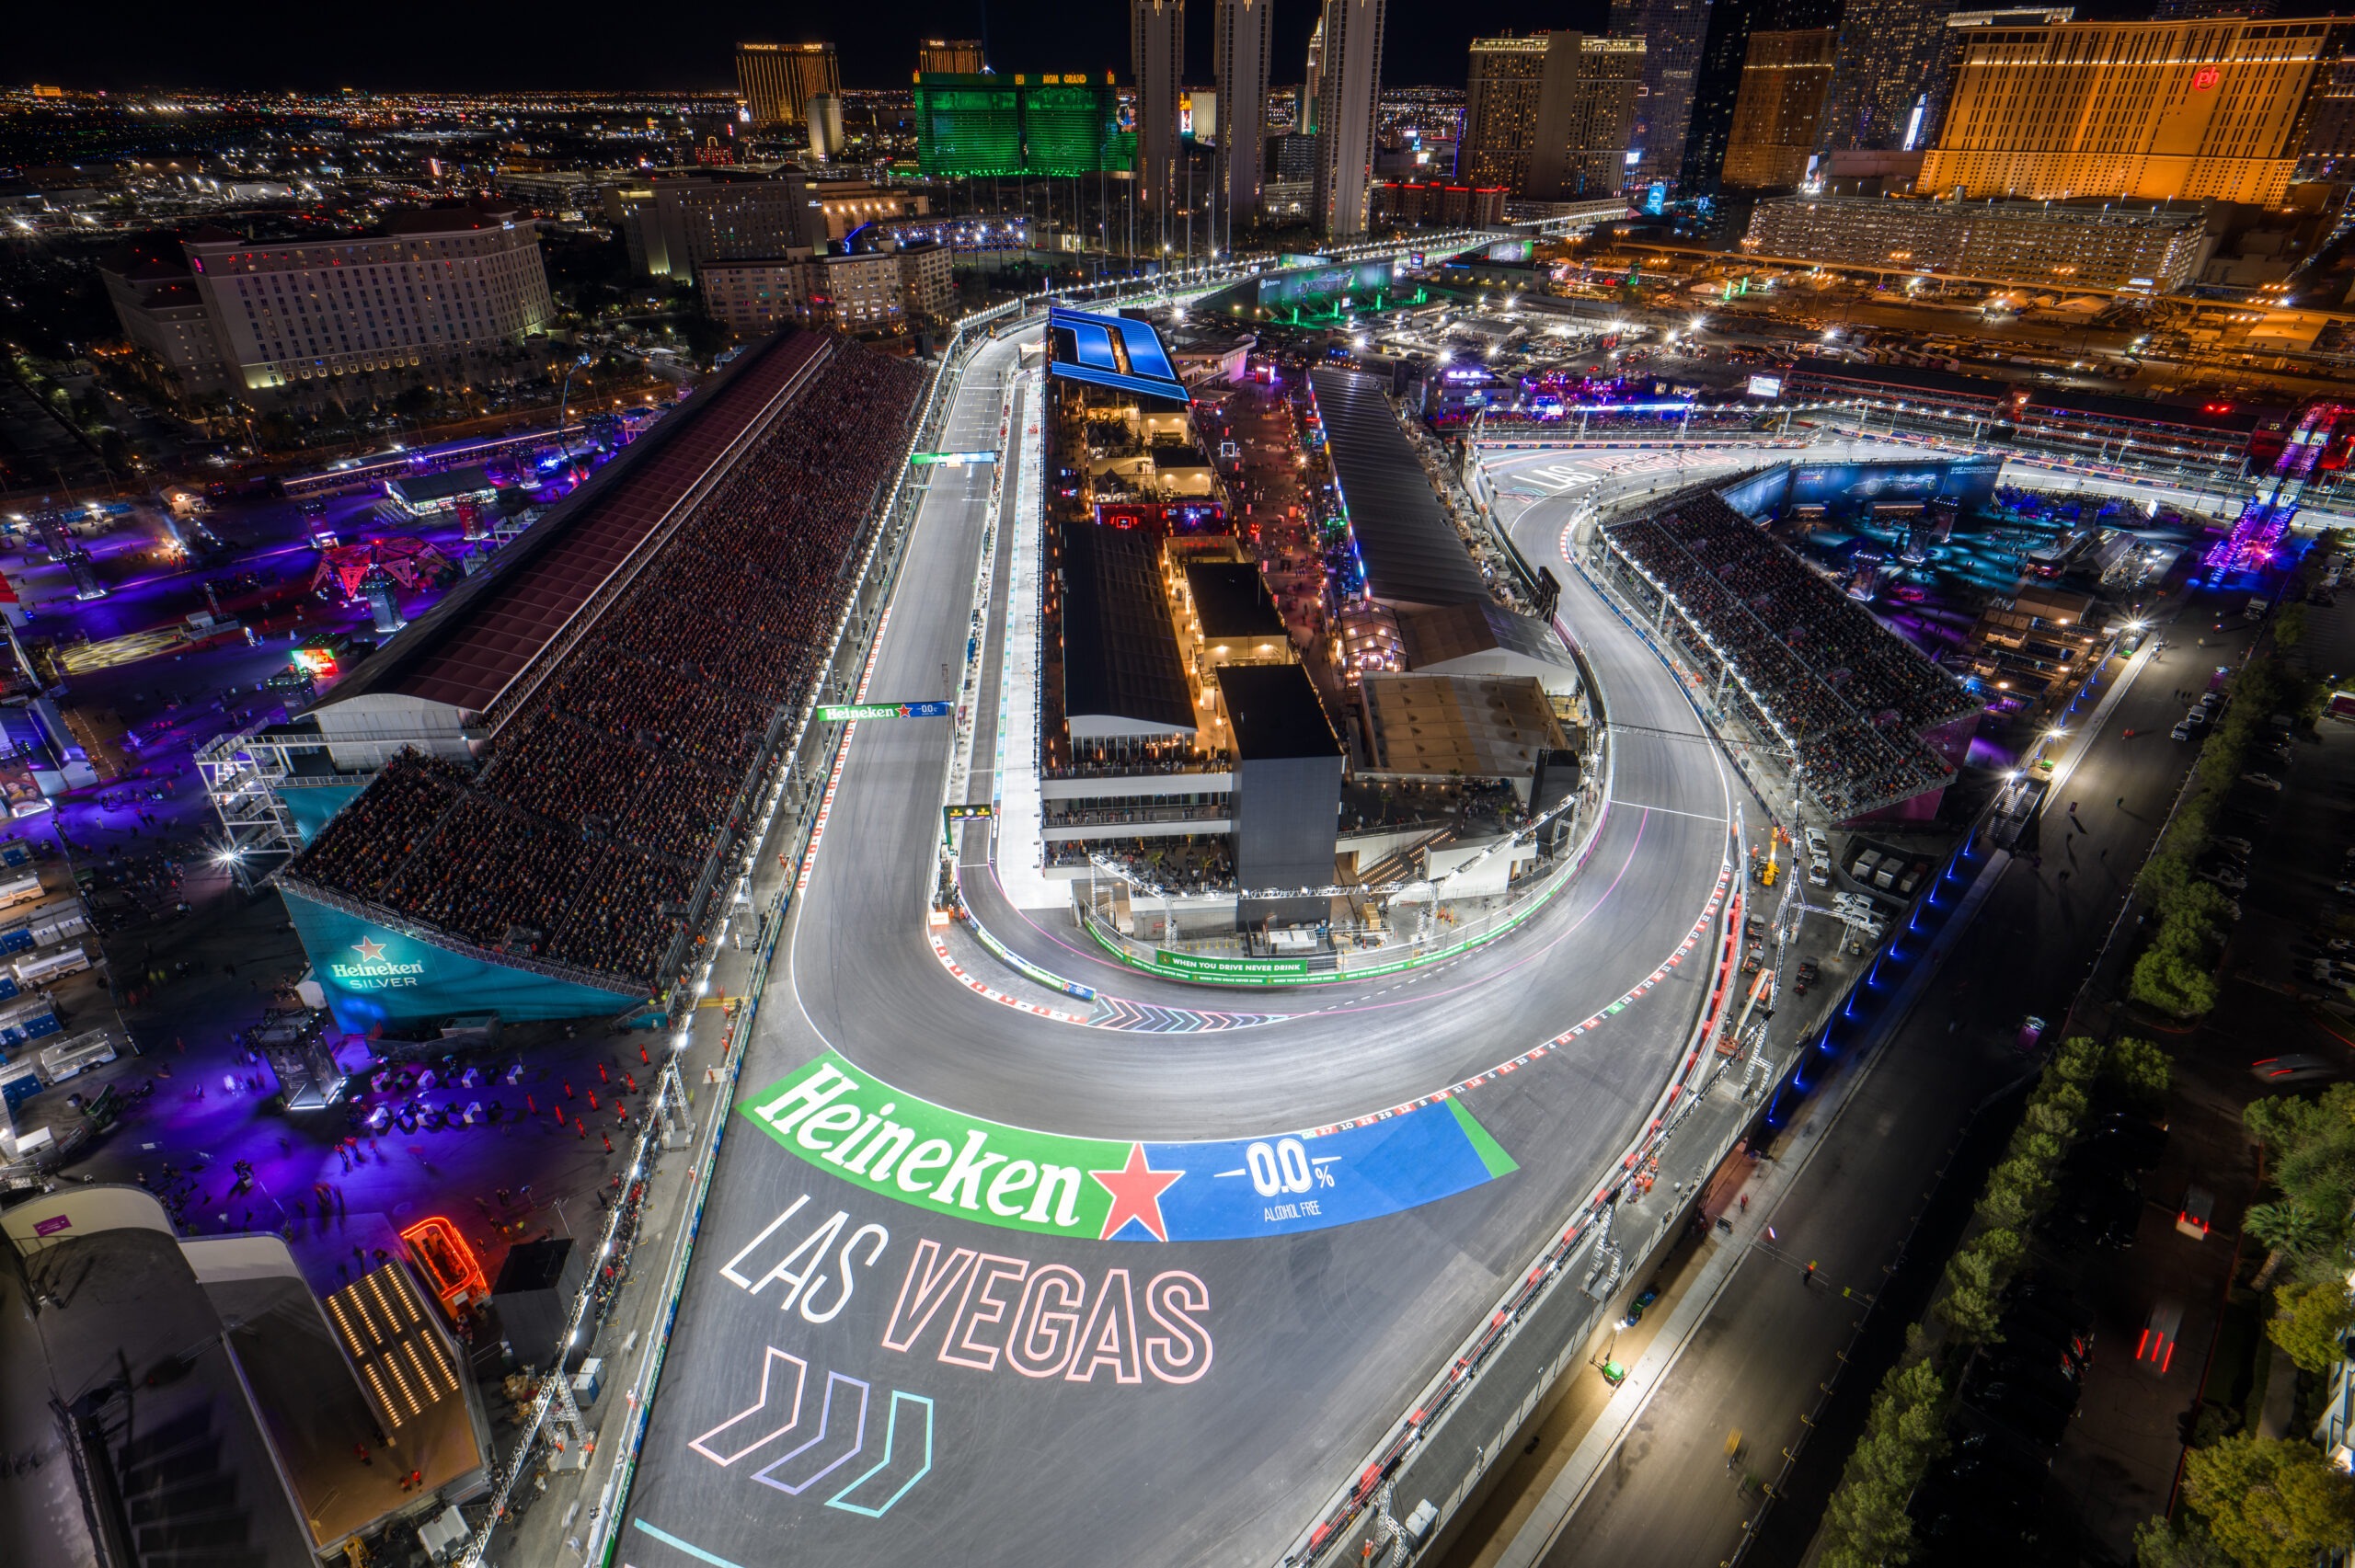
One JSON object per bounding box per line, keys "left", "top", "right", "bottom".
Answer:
{"left": 1605, "top": 491, "right": 1977, "bottom": 818}
{"left": 288, "top": 337, "right": 927, "bottom": 988}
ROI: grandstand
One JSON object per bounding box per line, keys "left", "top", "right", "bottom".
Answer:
{"left": 1599, "top": 478, "right": 1980, "bottom": 822}
{"left": 280, "top": 330, "right": 929, "bottom": 1025}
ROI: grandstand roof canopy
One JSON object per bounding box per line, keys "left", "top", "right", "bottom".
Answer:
{"left": 1399, "top": 600, "right": 1580, "bottom": 692}
{"left": 1310, "top": 367, "right": 1493, "bottom": 611}
{"left": 1062, "top": 525, "right": 1197, "bottom": 738}
{"left": 316, "top": 331, "right": 823, "bottom": 723}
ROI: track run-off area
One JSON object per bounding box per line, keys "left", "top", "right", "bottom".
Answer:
{"left": 616, "top": 337, "right": 1762, "bottom": 1568}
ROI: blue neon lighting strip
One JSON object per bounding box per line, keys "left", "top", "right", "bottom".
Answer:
{"left": 1049, "top": 361, "right": 1193, "bottom": 404}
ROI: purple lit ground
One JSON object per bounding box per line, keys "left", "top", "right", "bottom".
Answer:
{"left": 7, "top": 444, "right": 654, "bottom": 1299}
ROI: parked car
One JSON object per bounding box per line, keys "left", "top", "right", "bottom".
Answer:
{"left": 2244, "top": 773, "right": 2284, "bottom": 791}
{"left": 2201, "top": 867, "right": 2248, "bottom": 890}
{"left": 1963, "top": 1381, "right": 2075, "bottom": 1448}
{"left": 2213, "top": 836, "right": 2254, "bottom": 857}
{"left": 2080, "top": 1113, "right": 2169, "bottom": 1172}
{"left": 1974, "top": 1342, "right": 2084, "bottom": 1389}
{"left": 2001, "top": 1315, "right": 2095, "bottom": 1375}
{"left": 2039, "top": 1169, "right": 2142, "bottom": 1250}
{"left": 1909, "top": 1471, "right": 2046, "bottom": 1560}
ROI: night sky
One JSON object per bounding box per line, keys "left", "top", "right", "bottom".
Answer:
{"left": 17, "top": 1, "right": 1616, "bottom": 96}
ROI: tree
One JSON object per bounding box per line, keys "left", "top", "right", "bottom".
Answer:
{"left": 2051, "top": 1035, "right": 2106, "bottom": 1084}
{"left": 2182, "top": 1433, "right": 2355, "bottom": 1568}
{"left": 2244, "top": 1200, "right": 2339, "bottom": 1267}
{"left": 2131, "top": 944, "right": 2220, "bottom": 1018}
{"left": 2269, "top": 1278, "right": 2355, "bottom": 1376}
{"left": 1820, "top": 1358, "right": 1948, "bottom": 1568}
{"left": 2107, "top": 1036, "right": 2174, "bottom": 1105}
{"left": 1976, "top": 1173, "right": 2039, "bottom": 1232}
{"left": 1937, "top": 1240, "right": 2008, "bottom": 1342}
{"left": 2135, "top": 1513, "right": 2234, "bottom": 1568}
{"left": 2027, "top": 1093, "right": 2084, "bottom": 1142}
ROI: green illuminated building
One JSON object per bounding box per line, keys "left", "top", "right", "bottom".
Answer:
{"left": 914, "top": 72, "right": 1135, "bottom": 177}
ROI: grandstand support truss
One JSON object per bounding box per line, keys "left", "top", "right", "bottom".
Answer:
{"left": 196, "top": 723, "right": 316, "bottom": 883}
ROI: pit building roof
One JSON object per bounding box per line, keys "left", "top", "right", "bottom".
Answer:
{"left": 1309, "top": 367, "right": 1493, "bottom": 611}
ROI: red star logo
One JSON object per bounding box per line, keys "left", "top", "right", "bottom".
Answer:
{"left": 353, "top": 938, "right": 386, "bottom": 963}
{"left": 1089, "top": 1142, "right": 1183, "bottom": 1242}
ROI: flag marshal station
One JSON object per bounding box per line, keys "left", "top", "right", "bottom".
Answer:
{"left": 741, "top": 1053, "right": 1522, "bottom": 1242}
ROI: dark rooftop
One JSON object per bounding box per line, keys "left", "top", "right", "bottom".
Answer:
{"left": 388, "top": 464, "right": 496, "bottom": 506}
{"left": 1062, "top": 525, "right": 1197, "bottom": 735}
{"left": 1786, "top": 354, "right": 2011, "bottom": 404}
{"left": 2027, "top": 383, "right": 2272, "bottom": 432}
{"left": 2, "top": 1200, "right": 482, "bottom": 1568}
{"left": 1216, "top": 663, "right": 1341, "bottom": 761}
{"left": 1184, "top": 561, "right": 1286, "bottom": 644}
{"left": 1309, "top": 367, "right": 1493, "bottom": 610}
{"left": 493, "top": 1236, "right": 578, "bottom": 1293}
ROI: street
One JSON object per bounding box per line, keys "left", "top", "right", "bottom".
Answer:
{"left": 1441, "top": 589, "right": 2263, "bottom": 1568}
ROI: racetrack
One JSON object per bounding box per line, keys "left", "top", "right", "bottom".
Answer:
{"left": 615, "top": 338, "right": 1750, "bottom": 1568}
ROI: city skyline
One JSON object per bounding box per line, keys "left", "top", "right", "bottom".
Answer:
{"left": 18, "top": 1, "right": 1608, "bottom": 95}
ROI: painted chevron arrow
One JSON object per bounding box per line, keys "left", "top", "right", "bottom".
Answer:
{"left": 752, "top": 1370, "right": 870, "bottom": 1496}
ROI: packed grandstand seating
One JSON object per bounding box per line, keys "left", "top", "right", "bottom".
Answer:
{"left": 288, "top": 339, "right": 928, "bottom": 986}
{"left": 1604, "top": 489, "right": 1975, "bottom": 818}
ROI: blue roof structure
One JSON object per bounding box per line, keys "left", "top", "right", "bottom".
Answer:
{"left": 1047, "top": 306, "right": 1189, "bottom": 404}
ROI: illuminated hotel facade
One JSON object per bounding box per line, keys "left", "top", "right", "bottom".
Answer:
{"left": 1919, "top": 15, "right": 2350, "bottom": 202}
{"left": 735, "top": 41, "right": 841, "bottom": 127}
{"left": 178, "top": 204, "right": 554, "bottom": 402}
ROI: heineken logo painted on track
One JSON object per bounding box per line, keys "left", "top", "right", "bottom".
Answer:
{"left": 739, "top": 1052, "right": 1519, "bottom": 1242}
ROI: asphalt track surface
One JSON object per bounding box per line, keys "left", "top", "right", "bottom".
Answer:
{"left": 617, "top": 341, "right": 1749, "bottom": 1568}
